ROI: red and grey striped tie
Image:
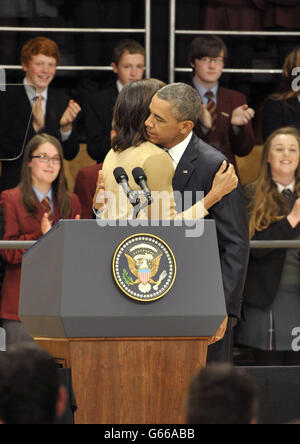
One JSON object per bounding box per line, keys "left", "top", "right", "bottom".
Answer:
{"left": 205, "top": 90, "right": 217, "bottom": 133}
{"left": 41, "top": 197, "right": 53, "bottom": 225}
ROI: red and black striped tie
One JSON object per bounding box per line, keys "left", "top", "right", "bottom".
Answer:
{"left": 205, "top": 91, "right": 217, "bottom": 133}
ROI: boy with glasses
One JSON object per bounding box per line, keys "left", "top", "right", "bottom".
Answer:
{"left": 188, "top": 35, "right": 255, "bottom": 177}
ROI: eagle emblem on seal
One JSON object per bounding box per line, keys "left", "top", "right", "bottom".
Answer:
{"left": 124, "top": 252, "right": 167, "bottom": 294}
{"left": 113, "top": 234, "right": 176, "bottom": 302}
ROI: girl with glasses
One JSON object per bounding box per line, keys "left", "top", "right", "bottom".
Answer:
{"left": 0, "top": 133, "right": 81, "bottom": 347}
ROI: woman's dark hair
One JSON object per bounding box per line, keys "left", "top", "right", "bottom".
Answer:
{"left": 20, "top": 133, "right": 71, "bottom": 218}
{"left": 112, "top": 78, "right": 165, "bottom": 152}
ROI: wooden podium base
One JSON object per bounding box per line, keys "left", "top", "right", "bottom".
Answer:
{"left": 35, "top": 336, "right": 208, "bottom": 424}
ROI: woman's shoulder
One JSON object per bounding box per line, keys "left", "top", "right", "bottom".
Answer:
{"left": 1, "top": 186, "right": 22, "bottom": 202}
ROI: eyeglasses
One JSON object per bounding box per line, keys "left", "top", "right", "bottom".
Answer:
{"left": 199, "top": 57, "right": 224, "bottom": 65}
{"left": 31, "top": 154, "right": 61, "bottom": 165}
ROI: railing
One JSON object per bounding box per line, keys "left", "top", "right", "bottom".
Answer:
{"left": 0, "top": 240, "right": 299, "bottom": 250}
{"left": 0, "top": 0, "right": 152, "bottom": 78}
{"left": 168, "top": 0, "right": 300, "bottom": 83}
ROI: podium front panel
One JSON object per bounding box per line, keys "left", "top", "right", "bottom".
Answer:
{"left": 20, "top": 220, "right": 226, "bottom": 338}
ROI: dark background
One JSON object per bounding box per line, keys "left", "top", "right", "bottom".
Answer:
{"left": 1, "top": 0, "right": 299, "bottom": 143}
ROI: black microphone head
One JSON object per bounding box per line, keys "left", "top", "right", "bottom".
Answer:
{"left": 113, "top": 167, "right": 128, "bottom": 184}
{"left": 132, "top": 167, "right": 147, "bottom": 184}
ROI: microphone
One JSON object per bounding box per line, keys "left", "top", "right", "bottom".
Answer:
{"left": 113, "top": 167, "right": 140, "bottom": 206}
{"left": 132, "top": 167, "right": 153, "bottom": 203}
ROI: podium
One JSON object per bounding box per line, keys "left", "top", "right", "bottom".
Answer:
{"left": 19, "top": 220, "right": 226, "bottom": 424}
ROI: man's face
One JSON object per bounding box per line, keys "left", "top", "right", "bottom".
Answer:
{"left": 23, "top": 54, "right": 57, "bottom": 93}
{"left": 112, "top": 51, "right": 145, "bottom": 85}
{"left": 191, "top": 51, "right": 224, "bottom": 88}
{"left": 145, "top": 94, "right": 188, "bottom": 150}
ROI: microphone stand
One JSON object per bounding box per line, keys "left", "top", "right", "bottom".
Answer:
{"left": 132, "top": 193, "right": 153, "bottom": 220}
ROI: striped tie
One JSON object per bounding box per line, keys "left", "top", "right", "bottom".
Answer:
{"left": 41, "top": 197, "right": 53, "bottom": 225}
{"left": 205, "top": 91, "right": 217, "bottom": 133}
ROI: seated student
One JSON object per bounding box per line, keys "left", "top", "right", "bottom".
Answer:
{"left": 0, "top": 36, "right": 81, "bottom": 192}
{"left": 0, "top": 133, "right": 81, "bottom": 347}
{"left": 186, "top": 363, "right": 258, "bottom": 425}
{"left": 236, "top": 127, "right": 300, "bottom": 366}
{"left": 188, "top": 35, "right": 256, "bottom": 176}
{"left": 0, "top": 343, "right": 67, "bottom": 425}
{"left": 262, "top": 47, "right": 300, "bottom": 142}
{"left": 83, "top": 39, "right": 145, "bottom": 163}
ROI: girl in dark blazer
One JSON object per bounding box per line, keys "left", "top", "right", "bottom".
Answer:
{"left": 263, "top": 47, "right": 300, "bottom": 142}
{"left": 236, "top": 127, "right": 300, "bottom": 365}
{"left": 0, "top": 134, "right": 81, "bottom": 347}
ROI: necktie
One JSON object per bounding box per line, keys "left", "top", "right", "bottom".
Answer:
{"left": 205, "top": 91, "right": 217, "bottom": 133}
{"left": 41, "top": 197, "right": 53, "bottom": 225}
{"left": 281, "top": 189, "right": 294, "bottom": 210}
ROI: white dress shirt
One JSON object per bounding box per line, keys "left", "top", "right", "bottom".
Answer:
{"left": 167, "top": 132, "right": 193, "bottom": 170}
{"left": 275, "top": 180, "right": 295, "bottom": 194}
{"left": 23, "top": 77, "right": 71, "bottom": 141}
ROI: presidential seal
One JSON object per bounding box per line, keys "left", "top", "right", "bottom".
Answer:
{"left": 112, "top": 234, "right": 176, "bottom": 302}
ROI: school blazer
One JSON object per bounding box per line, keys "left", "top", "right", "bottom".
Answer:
{"left": 193, "top": 86, "right": 255, "bottom": 174}
{"left": 0, "top": 85, "right": 80, "bottom": 192}
{"left": 0, "top": 187, "right": 81, "bottom": 321}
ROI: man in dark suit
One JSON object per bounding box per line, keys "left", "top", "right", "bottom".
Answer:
{"left": 188, "top": 35, "right": 255, "bottom": 177}
{"left": 145, "top": 83, "right": 250, "bottom": 362}
{"left": 0, "top": 36, "right": 81, "bottom": 192}
{"left": 83, "top": 39, "right": 145, "bottom": 163}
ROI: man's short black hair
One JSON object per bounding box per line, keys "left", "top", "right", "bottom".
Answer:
{"left": 186, "top": 363, "right": 258, "bottom": 424}
{"left": 0, "top": 343, "right": 61, "bottom": 424}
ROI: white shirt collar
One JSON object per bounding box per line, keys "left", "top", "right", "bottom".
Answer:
{"left": 24, "top": 77, "right": 48, "bottom": 104}
{"left": 275, "top": 179, "right": 295, "bottom": 194}
{"left": 167, "top": 132, "right": 193, "bottom": 169}
{"left": 116, "top": 80, "right": 124, "bottom": 93}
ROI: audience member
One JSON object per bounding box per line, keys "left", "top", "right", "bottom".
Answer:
{"left": 0, "top": 343, "right": 67, "bottom": 424}
{"left": 83, "top": 39, "right": 145, "bottom": 164}
{"left": 186, "top": 363, "right": 258, "bottom": 425}
{"left": 0, "top": 36, "right": 81, "bottom": 192}
{"left": 188, "top": 35, "right": 255, "bottom": 177}
{"left": 0, "top": 133, "right": 81, "bottom": 347}
{"left": 262, "top": 47, "right": 300, "bottom": 142}
{"left": 236, "top": 127, "right": 300, "bottom": 366}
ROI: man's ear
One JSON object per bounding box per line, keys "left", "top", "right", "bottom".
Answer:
{"left": 22, "top": 62, "right": 28, "bottom": 73}
{"left": 111, "top": 62, "right": 119, "bottom": 75}
{"left": 180, "top": 120, "right": 194, "bottom": 136}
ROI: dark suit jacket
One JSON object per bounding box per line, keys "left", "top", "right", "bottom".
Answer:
{"left": 244, "top": 217, "right": 300, "bottom": 310}
{"left": 172, "top": 133, "right": 250, "bottom": 318}
{"left": 203, "top": 0, "right": 263, "bottom": 30}
{"left": 0, "top": 85, "right": 79, "bottom": 192}
{"left": 0, "top": 186, "right": 81, "bottom": 321}
{"left": 83, "top": 83, "right": 118, "bottom": 163}
{"left": 262, "top": 97, "right": 300, "bottom": 142}
{"left": 74, "top": 163, "right": 103, "bottom": 219}
{"left": 193, "top": 86, "right": 255, "bottom": 174}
